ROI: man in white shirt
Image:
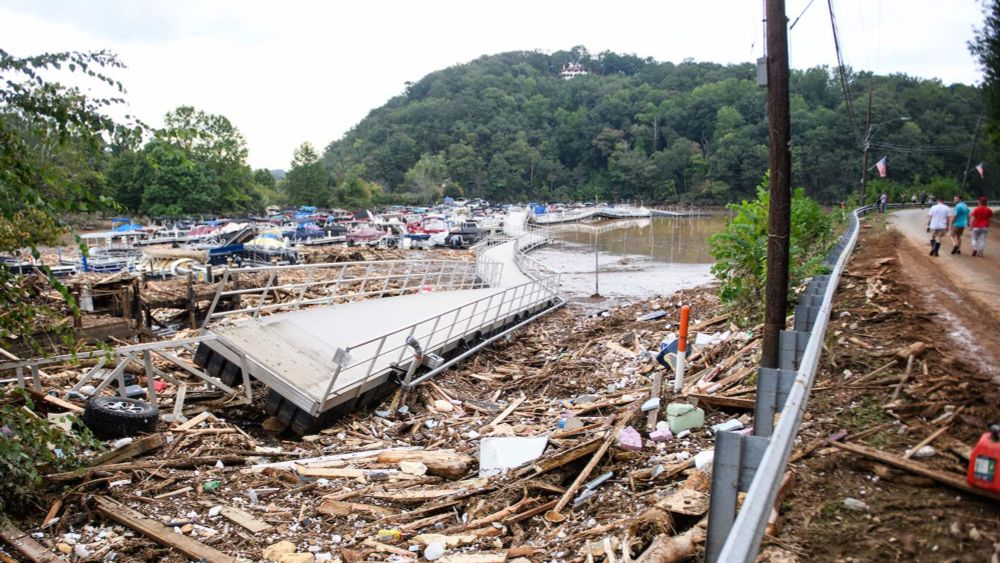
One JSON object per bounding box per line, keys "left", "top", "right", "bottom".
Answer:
{"left": 926, "top": 199, "right": 951, "bottom": 256}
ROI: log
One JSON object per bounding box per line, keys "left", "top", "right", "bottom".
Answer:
{"left": 376, "top": 450, "right": 474, "bottom": 480}
{"left": 143, "top": 248, "right": 209, "bottom": 262}
{"left": 635, "top": 517, "right": 706, "bottom": 563}
{"left": 831, "top": 441, "right": 1000, "bottom": 502}
{"left": 48, "top": 455, "right": 248, "bottom": 482}
{"left": 94, "top": 496, "right": 236, "bottom": 563}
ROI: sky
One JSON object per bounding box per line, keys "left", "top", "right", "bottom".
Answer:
{"left": 0, "top": 0, "right": 986, "bottom": 170}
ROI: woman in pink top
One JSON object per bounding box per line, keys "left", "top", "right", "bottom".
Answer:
{"left": 970, "top": 196, "right": 994, "bottom": 257}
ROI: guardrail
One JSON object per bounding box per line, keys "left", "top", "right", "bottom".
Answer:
{"left": 707, "top": 204, "right": 877, "bottom": 562}
{"left": 203, "top": 259, "right": 503, "bottom": 325}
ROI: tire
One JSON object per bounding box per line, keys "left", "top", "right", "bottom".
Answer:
{"left": 82, "top": 397, "right": 159, "bottom": 438}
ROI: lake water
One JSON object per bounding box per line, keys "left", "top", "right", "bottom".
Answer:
{"left": 532, "top": 214, "right": 729, "bottom": 306}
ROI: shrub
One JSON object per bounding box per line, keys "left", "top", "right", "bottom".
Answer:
{"left": 709, "top": 173, "right": 837, "bottom": 324}
{"left": 0, "top": 389, "right": 99, "bottom": 513}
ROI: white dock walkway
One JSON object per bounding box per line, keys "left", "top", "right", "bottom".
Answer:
{"left": 205, "top": 211, "right": 559, "bottom": 416}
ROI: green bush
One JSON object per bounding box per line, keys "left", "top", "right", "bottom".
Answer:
{"left": 709, "top": 173, "right": 837, "bottom": 324}
{"left": 0, "top": 390, "right": 99, "bottom": 513}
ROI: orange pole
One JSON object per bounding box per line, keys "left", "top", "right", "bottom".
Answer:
{"left": 678, "top": 305, "right": 690, "bottom": 354}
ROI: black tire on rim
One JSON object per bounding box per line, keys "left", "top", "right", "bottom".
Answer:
{"left": 82, "top": 396, "right": 159, "bottom": 438}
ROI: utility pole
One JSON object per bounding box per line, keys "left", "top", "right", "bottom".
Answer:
{"left": 960, "top": 115, "right": 984, "bottom": 194}
{"left": 761, "top": 0, "right": 792, "bottom": 370}
{"left": 860, "top": 90, "right": 873, "bottom": 205}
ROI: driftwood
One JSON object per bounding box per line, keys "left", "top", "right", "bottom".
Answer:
{"left": 0, "top": 523, "right": 68, "bottom": 563}
{"left": 48, "top": 455, "right": 248, "bottom": 482}
{"left": 635, "top": 517, "right": 707, "bottom": 563}
{"left": 376, "top": 450, "right": 474, "bottom": 480}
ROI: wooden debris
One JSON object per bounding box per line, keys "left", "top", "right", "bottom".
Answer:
{"left": 635, "top": 517, "right": 706, "bottom": 563}
{"left": 94, "top": 496, "right": 236, "bottom": 563}
{"left": 654, "top": 488, "right": 709, "bottom": 516}
{"left": 219, "top": 506, "right": 273, "bottom": 532}
{"left": 831, "top": 441, "right": 1000, "bottom": 503}
{"left": 376, "top": 450, "right": 474, "bottom": 480}
{"left": 0, "top": 523, "right": 69, "bottom": 563}
{"left": 317, "top": 499, "right": 398, "bottom": 517}
{"left": 86, "top": 433, "right": 165, "bottom": 467}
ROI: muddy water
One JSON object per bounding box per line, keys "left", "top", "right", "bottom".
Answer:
{"left": 533, "top": 214, "right": 728, "bottom": 306}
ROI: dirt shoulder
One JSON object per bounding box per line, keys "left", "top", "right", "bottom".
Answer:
{"left": 780, "top": 214, "right": 1000, "bottom": 562}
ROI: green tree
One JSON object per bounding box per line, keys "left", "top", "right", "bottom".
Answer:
{"left": 404, "top": 152, "right": 449, "bottom": 203}
{"left": 1, "top": 48, "right": 126, "bottom": 346}
{"left": 284, "top": 142, "right": 329, "bottom": 206}
{"left": 971, "top": 0, "right": 1000, "bottom": 145}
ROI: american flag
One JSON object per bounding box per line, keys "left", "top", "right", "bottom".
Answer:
{"left": 875, "top": 157, "right": 887, "bottom": 178}
{"left": 976, "top": 161, "right": 985, "bottom": 178}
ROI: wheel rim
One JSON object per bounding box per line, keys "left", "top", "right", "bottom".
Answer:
{"left": 104, "top": 401, "right": 144, "bottom": 413}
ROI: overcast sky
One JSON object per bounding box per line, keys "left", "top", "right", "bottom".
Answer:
{"left": 0, "top": 0, "right": 986, "bottom": 169}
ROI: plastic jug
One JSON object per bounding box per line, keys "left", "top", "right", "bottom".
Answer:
{"left": 967, "top": 422, "right": 1000, "bottom": 493}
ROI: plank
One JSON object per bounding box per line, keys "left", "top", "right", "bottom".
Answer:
{"left": 529, "top": 437, "right": 603, "bottom": 475}
{"left": 172, "top": 411, "right": 212, "bottom": 431}
{"left": 220, "top": 506, "right": 273, "bottom": 532}
{"left": 48, "top": 455, "right": 248, "bottom": 482}
{"left": 831, "top": 441, "right": 1000, "bottom": 503}
{"left": 295, "top": 466, "right": 366, "bottom": 479}
{"left": 86, "top": 433, "right": 165, "bottom": 467}
{"left": 94, "top": 496, "right": 236, "bottom": 563}
{"left": 0, "top": 524, "right": 69, "bottom": 563}
{"left": 26, "top": 389, "right": 84, "bottom": 414}
{"left": 317, "top": 499, "right": 398, "bottom": 518}
{"left": 655, "top": 488, "right": 709, "bottom": 516}
{"left": 686, "top": 393, "right": 756, "bottom": 410}
{"left": 479, "top": 395, "right": 526, "bottom": 433}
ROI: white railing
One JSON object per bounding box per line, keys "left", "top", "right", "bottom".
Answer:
{"left": 203, "top": 259, "right": 503, "bottom": 325}
{"left": 316, "top": 272, "right": 560, "bottom": 408}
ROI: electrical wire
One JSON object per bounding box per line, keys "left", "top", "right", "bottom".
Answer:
{"left": 790, "top": 0, "right": 817, "bottom": 30}
{"left": 827, "top": 0, "right": 862, "bottom": 143}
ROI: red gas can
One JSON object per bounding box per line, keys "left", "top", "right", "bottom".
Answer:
{"left": 967, "top": 423, "right": 1000, "bottom": 493}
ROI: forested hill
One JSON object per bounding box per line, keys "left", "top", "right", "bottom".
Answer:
{"left": 321, "top": 48, "right": 988, "bottom": 204}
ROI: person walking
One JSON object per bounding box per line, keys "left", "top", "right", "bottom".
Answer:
{"left": 970, "top": 196, "right": 994, "bottom": 257}
{"left": 926, "top": 198, "right": 950, "bottom": 256}
{"left": 949, "top": 195, "right": 971, "bottom": 254}
{"left": 879, "top": 192, "right": 889, "bottom": 214}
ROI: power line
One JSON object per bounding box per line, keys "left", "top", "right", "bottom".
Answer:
{"left": 790, "top": 0, "right": 817, "bottom": 29}
{"left": 827, "top": 0, "right": 861, "bottom": 143}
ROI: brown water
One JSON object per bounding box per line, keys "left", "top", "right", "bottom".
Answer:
{"left": 550, "top": 214, "right": 728, "bottom": 264}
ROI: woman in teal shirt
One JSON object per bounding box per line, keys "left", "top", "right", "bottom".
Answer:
{"left": 950, "top": 195, "right": 971, "bottom": 255}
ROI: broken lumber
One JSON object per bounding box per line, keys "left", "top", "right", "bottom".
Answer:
{"left": 831, "top": 441, "right": 1000, "bottom": 503}
{"left": 94, "top": 496, "right": 236, "bottom": 563}
{"left": 687, "top": 393, "right": 755, "bottom": 410}
{"left": 376, "top": 450, "right": 474, "bottom": 480}
{"left": 526, "top": 437, "right": 602, "bottom": 475}
{"left": 479, "top": 395, "right": 526, "bottom": 433}
{"left": 219, "top": 506, "right": 273, "bottom": 533}
{"left": 0, "top": 524, "right": 68, "bottom": 563}
{"left": 48, "top": 455, "right": 248, "bottom": 482}
{"left": 86, "top": 433, "right": 165, "bottom": 467}
{"left": 317, "top": 499, "right": 398, "bottom": 518}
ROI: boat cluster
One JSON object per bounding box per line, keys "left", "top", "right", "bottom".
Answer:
{"left": 3, "top": 199, "right": 507, "bottom": 280}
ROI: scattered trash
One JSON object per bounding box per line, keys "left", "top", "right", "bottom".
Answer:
{"left": 666, "top": 402, "right": 705, "bottom": 434}
{"left": 478, "top": 436, "right": 548, "bottom": 477}
{"left": 424, "top": 542, "right": 446, "bottom": 561}
{"left": 637, "top": 310, "right": 667, "bottom": 321}
{"left": 710, "top": 419, "right": 744, "bottom": 434}
{"left": 641, "top": 397, "right": 661, "bottom": 412}
{"left": 617, "top": 426, "right": 644, "bottom": 451}
{"left": 842, "top": 498, "right": 870, "bottom": 512}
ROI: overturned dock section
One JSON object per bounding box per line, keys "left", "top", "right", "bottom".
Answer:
{"left": 194, "top": 211, "right": 563, "bottom": 433}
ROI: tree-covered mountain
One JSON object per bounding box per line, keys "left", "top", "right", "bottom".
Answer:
{"left": 321, "top": 47, "right": 990, "bottom": 204}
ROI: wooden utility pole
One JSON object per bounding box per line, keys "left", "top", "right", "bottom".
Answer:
{"left": 861, "top": 90, "right": 873, "bottom": 205}
{"left": 761, "top": 0, "right": 792, "bottom": 370}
